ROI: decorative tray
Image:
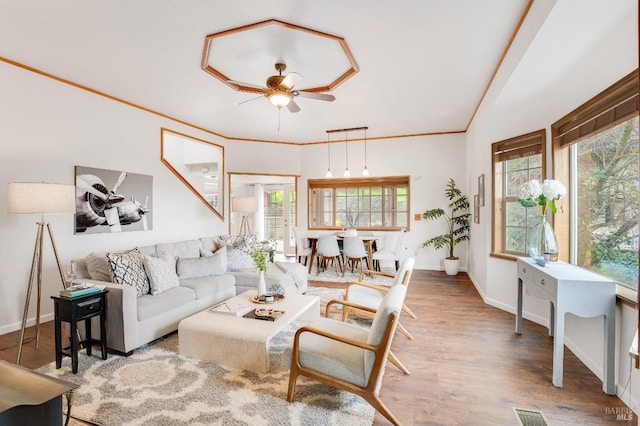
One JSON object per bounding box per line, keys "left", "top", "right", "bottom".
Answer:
{"left": 251, "top": 294, "right": 285, "bottom": 304}
{"left": 244, "top": 308, "right": 285, "bottom": 321}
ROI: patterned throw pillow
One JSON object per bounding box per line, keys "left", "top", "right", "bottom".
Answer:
{"left": 226, "top": 247, "right": 255, "bottom": 271}
{"left": 143, "top": 254, "right": 180, "bottom": 295}
{"left": 106, "top": 249, "right": 151, "bottom": 297}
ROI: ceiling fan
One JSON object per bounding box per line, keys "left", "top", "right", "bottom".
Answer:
{"left": 229, "top": 63, "right": 336, "bottom": 113}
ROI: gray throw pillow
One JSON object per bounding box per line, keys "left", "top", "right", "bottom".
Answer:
{"left": 177, "top": 249, "right": 226, "bottom": 279}
{"left": 85, "top": 252, "right": 112, "bottom": 281}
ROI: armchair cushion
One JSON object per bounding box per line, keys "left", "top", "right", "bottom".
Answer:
{"left": 283, "top": 318, "right": 369, "bottom": 387}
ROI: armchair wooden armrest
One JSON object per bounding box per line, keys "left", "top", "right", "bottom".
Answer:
{"left": 346, "top": 280, "right": 392, "bottom": 294}
{"left": 293, "top": 325, "right": 376, "bottom": 353}
{"left": 358, "top": 269, "right": 395, "bottom": 281}
{"left": 325, "top": 298, "right": 377, "bottom": 318}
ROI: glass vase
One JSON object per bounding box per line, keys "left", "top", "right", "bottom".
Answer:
{"left": 528, "top": 217, "right": 559, "bottom": 264}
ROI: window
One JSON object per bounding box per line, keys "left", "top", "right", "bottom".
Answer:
{"left": 308, "top": 176, "right": 409, "bottom": 230}
{"left": 491, "top": 130, "right": 546, "bottom": 257}
{"left": 553, "top": 70, "right": 638, "bottom": 290}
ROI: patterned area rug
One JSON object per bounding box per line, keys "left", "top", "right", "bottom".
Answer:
{"left": 39, "top": 288, "right": 374, "bottom": 426}
{"left": 307, "top": 265, "right": 396, "bottom": 284}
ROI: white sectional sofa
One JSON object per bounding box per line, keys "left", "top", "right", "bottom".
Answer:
{"left": 73, "top": 236, "right": 307, "bottom": 354}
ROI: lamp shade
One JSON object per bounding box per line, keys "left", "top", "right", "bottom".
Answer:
{"left": 231, "top": 197, "right": 258, "bottom": 213}
{"left": 8, "top": 182, "right": 76, "bottom": 214}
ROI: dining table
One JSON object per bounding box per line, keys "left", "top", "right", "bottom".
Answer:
{"left": 306, "top": 234, "right": 378, "bottom": 275}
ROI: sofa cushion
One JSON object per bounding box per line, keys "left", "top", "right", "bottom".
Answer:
{"left": 106, "top": 249, "right": 151, "bottom": 297}
{"left": 179, "top": 274, "right": 236, "bottom": 299}
{"left": 176, "top": 251, "right": 226, "bottom": 279}
{"left": 137, "top": 286, "right": 196, "bottom": 321}
{"left": 143, "top": 254, "right": 180, "bottom": 295}
{"left": 137, "top": 245, "right": 158, "bottom": 257}
{"left": 156, "top": 239, "right": 202, "bottom": 260}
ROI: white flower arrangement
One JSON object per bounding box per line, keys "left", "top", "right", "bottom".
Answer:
{"left": 519, "top": 179, "right": 567, "bottom": 216}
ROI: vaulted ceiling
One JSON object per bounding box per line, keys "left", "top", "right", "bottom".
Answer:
{"left": 0, "top": 1, "right": 634, "bottom": 143}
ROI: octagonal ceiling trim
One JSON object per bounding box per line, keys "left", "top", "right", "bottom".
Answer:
{"left": 201, "top": 19, "right": 359, "bottom": 94}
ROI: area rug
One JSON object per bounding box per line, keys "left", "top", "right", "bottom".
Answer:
{"left": 307, "top": 266, "right": 396, "bottom": 284}
{"left": 38, "top": 289, "right": 375, "bottom": 426}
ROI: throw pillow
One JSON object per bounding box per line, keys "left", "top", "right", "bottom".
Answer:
{"left": 106, "top": 249, "right": 151, "bottom": 297}
{"left": 177, "top": 250, "right": 226, "bottom": 279}
{"left": 200, "top": 246, "right": 228, "bottom": 270}
{"left": 143, "top": 254, "right": 180, "bottom": 295}
{"left": 226, "top": 247, "right": 255, "bottom": 271}
{"left": 85, "top": 252, "right": 112, "bottom": 281}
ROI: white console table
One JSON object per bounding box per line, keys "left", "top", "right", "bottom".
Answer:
{"left": 516, "top": 257, "right": 616, "bottom": 395}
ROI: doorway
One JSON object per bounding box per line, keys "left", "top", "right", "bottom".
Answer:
{"left": 228, "top": 173, "right": 298, "bottom": 258}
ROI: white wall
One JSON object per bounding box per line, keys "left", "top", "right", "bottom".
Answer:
{"left": 466, "top": 4, "right": 639, "bottom": 412}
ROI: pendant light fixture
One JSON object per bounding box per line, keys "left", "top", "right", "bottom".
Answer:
{"left": 325, "top": 126, "right": 368, "bottom": 178}
{"left": 362, "top": 128, "right": 370, "bottom": 176}
{"left": 343, "top": 130, "right": 351, "bottom": 177}
{"left": 325, "top": 133, "right": 333, "bottom": 178}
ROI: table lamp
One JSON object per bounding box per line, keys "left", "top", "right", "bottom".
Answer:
{"left": 232, "top": 197, "right": 258, "bottom": 236}
{"left": 7, "top": 182, "right": 76, "bottom": 365}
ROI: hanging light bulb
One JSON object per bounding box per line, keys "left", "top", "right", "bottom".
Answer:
{"left": 344, "top": 130, "right": 351, "bottom": 177}
{"left": 325, "top": 134, "right": 333, "bottom": 178}
{"left": 362, "top": 128, "right": 370, "bottom": 176}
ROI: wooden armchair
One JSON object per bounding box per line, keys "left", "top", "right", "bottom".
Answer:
{"left": 284, "top": 285, "right": 407, "bottom": 426}
{"left": 343, "top": 258, "right": 416, "bottom": 339}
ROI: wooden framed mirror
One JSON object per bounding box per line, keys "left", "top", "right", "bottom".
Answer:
{"left": 161, "top": 128, "right": 224, "bottom": 219}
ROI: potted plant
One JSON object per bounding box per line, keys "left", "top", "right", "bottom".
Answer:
{"left": 422, "top": 178, "right": 471, "bottom": 275}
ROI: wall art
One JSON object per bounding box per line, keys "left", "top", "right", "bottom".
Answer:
{"left": 74, "top": 165, "right": 152, "bottom": 234}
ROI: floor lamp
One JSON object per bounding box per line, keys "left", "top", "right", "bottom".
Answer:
{"left": 8, "top": 182, "right": 76, "bottom": 365}
{"left": 232, "top": 197, "right": 258, "bottom": 236}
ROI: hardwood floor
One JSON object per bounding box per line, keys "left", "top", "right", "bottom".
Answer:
{"left": 0, "top": 270, "right": 636, "bottom": 425}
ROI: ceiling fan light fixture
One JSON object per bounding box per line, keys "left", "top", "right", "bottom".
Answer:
{"left": 269, "top": 91, "right": 292, "bottom": 108}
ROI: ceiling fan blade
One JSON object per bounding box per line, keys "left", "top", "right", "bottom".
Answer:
{"left": 239, "top": 94, "right": 265, "bottom": 105}
{"left": 295, "top": 91, "right": 335, "bottom": 102}
{"left": 287, "top": 99, "right": 301, "bottom": 113}
{"left": 281, "top": 72, "right": 302, "bottom": 89}
{"left": 227, "top": 80, "right": 267, "bottom": 94}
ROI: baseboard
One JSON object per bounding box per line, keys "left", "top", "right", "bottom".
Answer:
{"left": 0, "top": 313, "right": 55, "bottom": 335}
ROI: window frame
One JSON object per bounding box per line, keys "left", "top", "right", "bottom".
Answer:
{"left": 552, "top": 70, "right": 638, "bottom": 266}
{"left": 307, "top": 176, "right": 410, "bottom": 231}
{"left": 491, "top": 129, "right": 547, "bottom": 259}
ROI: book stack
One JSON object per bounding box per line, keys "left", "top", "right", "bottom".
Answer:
{"left": 60, "top": 283, "right": 103, "bottom": 299}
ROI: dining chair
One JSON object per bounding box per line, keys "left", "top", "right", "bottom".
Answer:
{"left": 341, "top": 236, "right": 369, "bottom": 276}
{"left": 284, "top": 284, "right": 406, "bottom": 425}
{"left": 372, "top": 228, "right": 406, "bottom": 271}
{"left": 292, "top": 226, "right": 312, "bottom": 266}
{"left": 315, "top": 235, "right": 343, "bottom": 276}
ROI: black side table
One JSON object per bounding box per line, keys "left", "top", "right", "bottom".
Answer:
{"left": 51, "top": 291, "right": 108, "bottom": 374}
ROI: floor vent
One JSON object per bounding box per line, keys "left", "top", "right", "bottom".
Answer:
{"left": 513, "top": 408, "right": 549, "bottom": 426}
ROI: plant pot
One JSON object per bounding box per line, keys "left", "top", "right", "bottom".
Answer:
{"left": 444, "top": 258, "right": 460, "bottom": 276}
